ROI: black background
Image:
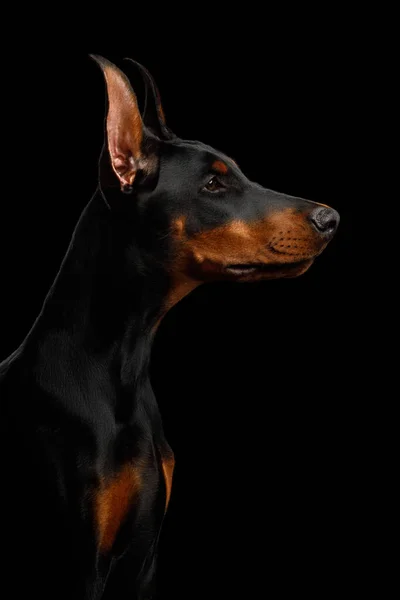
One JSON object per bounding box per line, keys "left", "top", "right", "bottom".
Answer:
{"left": 0, "top": 35, "right": 356, "bottom": 597}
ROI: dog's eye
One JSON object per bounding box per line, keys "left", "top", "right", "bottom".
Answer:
{"left": 203, "top": 176, "right": 225, "bottom": 193}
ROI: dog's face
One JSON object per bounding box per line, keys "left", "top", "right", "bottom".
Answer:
{"left": 92, "top": 56, "right": 339, "bottom": 291}
{"left": 146, "top": 140, "right": 338, "bottom": 283}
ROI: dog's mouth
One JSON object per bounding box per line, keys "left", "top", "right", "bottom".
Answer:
{"left": 225, "top": 259, "right": 313, "bottom": 278}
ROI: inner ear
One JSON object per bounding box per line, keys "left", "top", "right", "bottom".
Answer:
{"left": 91, "top": 55, "right": 156, "bottom": 190}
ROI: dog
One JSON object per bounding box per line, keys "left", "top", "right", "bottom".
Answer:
{"left": 0, "top": 55, "right": 339, "bottom": 599}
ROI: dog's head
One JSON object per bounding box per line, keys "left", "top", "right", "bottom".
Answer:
{"left": 91, "top": 56, "right": 339, "bottom": 308}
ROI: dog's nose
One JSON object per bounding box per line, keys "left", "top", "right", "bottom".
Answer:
{"left": 309, "top": 206, "right": 340, "bottom": 236}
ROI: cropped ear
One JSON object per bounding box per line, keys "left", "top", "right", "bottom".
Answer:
{"left": 90, "top": 55, "right": 157, "bottom": 192}
{"left": 124, "top": 58, "right": 175, "bottom": 141}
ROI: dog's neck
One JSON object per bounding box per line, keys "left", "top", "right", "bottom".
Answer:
{"left": 24, "top": 190, "right": 172, "bottom": 422}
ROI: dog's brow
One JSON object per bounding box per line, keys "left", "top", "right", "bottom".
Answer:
{"left": 211, "top": 160, "right": 229, "bottom": 175}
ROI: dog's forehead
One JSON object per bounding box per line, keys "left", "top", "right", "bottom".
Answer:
{"left": 161, "top": 138, "right": 238, "bottom": 175}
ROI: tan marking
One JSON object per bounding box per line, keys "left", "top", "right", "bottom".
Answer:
{"left": 170, "top": 208, "right": 330, "bottom": 283}
{"left": 228, "top": 221, "right": 253, "bottom": 239}
{"left": 186, "top": 210, "right": 315, "bottom": 265}
{"left": 95, "top": 463, "right": 141, "bottom": 553}
{"left": 173, "top": 215, "right": 186, "bottom": 237}
{"left": 154, "top": 206, "right": 330, "bottom": 327}
{"left": 154, "top": 217, "right": 201, "bottom": 328}
{"left": 158, "top": 102, "right": 166, "bottom": 124}
{"left": 165, "top": 274, "right": 201, "bottom": 312}
{"left": 161, "top": 454, "right": 175, "bottom": 511}
{"left": 212, "top": 160, "right": 229, "bottom": 175}
{"left": 166, "top": 217, "right": 199, "bottom": 306}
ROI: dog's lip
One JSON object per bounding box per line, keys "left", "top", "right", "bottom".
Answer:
{"left": 225, "top": 265, "right": 259, "bottom": 275}
{"left": 225, "top": 260, "right": 311, "bottom": 275}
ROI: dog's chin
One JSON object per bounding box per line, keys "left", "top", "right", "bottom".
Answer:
{"left": 224, "top": 258, "right": 314, "bottom": 281}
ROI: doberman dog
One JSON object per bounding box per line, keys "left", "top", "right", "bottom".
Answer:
{"left": 0, "top": 56, "right": 339, "bottom": 599}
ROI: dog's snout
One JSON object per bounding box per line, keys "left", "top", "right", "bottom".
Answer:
{"left": 309, "top": 206, "right": 340, "bottom": 236}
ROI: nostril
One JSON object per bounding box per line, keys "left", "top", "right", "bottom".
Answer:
{"left": 325, "top": 217, "right": 337, "bottom": 231}
{"left": 310, "top": 207, "right": 340, "bottom": 235}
